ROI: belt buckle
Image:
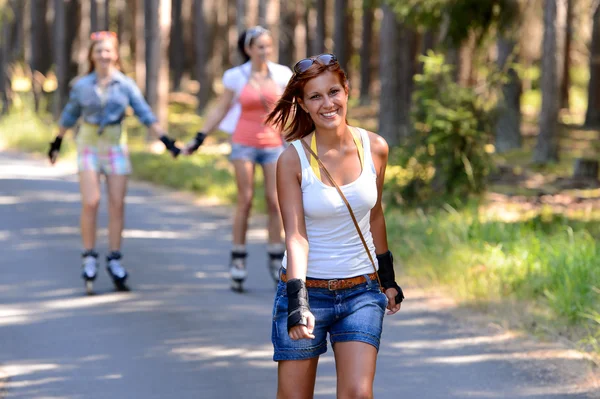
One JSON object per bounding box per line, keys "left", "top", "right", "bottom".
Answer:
{"left": 327, "top": 279, "right": 338, "bottom": 291}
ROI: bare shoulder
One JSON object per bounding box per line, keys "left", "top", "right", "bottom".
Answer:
{"left": 365, "top": 130, "right": 389, "bottom": 158}
{"left": 277, "top": 144, "right": 302, "bottom": 174}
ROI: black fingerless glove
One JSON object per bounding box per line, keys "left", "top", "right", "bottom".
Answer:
{"left": 377, "top": 250, "right": 405, "bottom": 304}
{"left": 187, "top": 131, "right": 207, "bottom": 154}
{"left": 286, "top": 278, "right": 310, "bottom": 332}
{"left": 48, "top": 136, "right": 63, "bottom": 161}
{"left": 159, "top": 135, "right": 181, "bottom": 157}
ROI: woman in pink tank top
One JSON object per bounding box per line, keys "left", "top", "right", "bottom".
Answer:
{"left": 184, "top": 26, "right": 293, "bottom": 292}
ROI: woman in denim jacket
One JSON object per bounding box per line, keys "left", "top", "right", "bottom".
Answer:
{"left": 48, "top": 31, "right": 180, "bottom": 294}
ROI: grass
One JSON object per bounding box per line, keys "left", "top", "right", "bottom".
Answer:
{"left": 1, "top": 99, "right": 599, "bottom": 355}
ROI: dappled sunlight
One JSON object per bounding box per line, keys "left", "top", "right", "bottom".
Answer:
{"left": 0, "top": 196, "right": 20, "bottom": 205}
{"left": 422, "top": 349, "right": 591, "bottom": 365}
{"left": 387, "top": 316, "right": 445, "bottom": 327}
{"left": 170, "top": 344, "right": 273, "bottom": 362}
{"left": 122, "top": 229, "right": 195, "bottom": 240}
{"left": 6, "top": 377, "right": 67, "bottom": 389}
{"left": 96, "top": 374, "right": 123, "bottom": 380}
{"left": 391, "top": 332, "right": 516, "bottom": 350}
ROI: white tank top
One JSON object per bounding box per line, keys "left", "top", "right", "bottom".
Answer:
{"left": 282, "top": 127, "right": 379, "bottom": 279}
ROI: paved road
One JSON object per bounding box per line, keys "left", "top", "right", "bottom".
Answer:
{"left": 0, "top": 151, "right": 597, "bottom": 399}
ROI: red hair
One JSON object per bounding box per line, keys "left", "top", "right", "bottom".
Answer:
{"left": 265, "top": 61, "right": 349, "bottom": 142}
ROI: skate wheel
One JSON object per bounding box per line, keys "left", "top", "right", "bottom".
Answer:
{"left": 231, "top": 281, "right": 244, "bottom": 293}
{"left": 85, "top": 281, "right": 94, "bottom": 295}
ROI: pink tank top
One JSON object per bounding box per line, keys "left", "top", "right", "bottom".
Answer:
{"left": 232, "top": 81, "right": 283, "bottom": 148}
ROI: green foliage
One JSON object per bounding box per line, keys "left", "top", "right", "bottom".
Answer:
{"left": 387, "top": 204, "right": 600, "bottom": 345}
{"left": 385, "top": 0, "right": 519, "bottom": 47}
{"left": 389, "top": 52, "right": 497, "bottom": 206}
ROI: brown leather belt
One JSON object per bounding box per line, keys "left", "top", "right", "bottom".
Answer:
{"left": 280, "top": 272, "right": 378, "bottom": 291}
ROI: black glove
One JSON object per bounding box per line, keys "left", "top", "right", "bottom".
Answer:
{"left": 186, "top": 131, "right": 207, "bottom": 154}
{"left": 159, "top": 135, "right": 181, "bottom": 158}
{"left": 48, "top": 136, "right": 63, "bottom": 164}
{"left": 286, "top": 278, "right": 310, "bottom": 332}
{"left": 376, "top": 250, "right": 405, "bottom": 304}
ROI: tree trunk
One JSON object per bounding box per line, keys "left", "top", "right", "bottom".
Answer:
{"left": 398, "top": 26, "right": 418, "bottom": 140}
{"left": 170, "top": 0, "right": 185, "bottom": 91}
{"left": 65, "top": 0, "right": 80, "bottom": 86}
{"left": 495, "top": 37, "right": 522, "bottom": 153}
{"left": 116, "top": 0, "right": 128, "bottom": 54}
{"left": 133, "top": 0, "right": 145, "bottom": 91}
{"left": 278, "top": 0, "right": 296, "bottom": 67}
{"left": 195, "top": 0, "right": 215, "bottom": 112}
{"left": 236, "top": 0, "right": 245, "bottom": 35}
{"left": 30, "top": 0, "right": 52, "bottom": 75}
{"left": 53, "top": 0, "right": 67, "bottom": 118}
{"left": 560, "top": 0, "right": 572, "bottom": 110}
{"left": 104, "top": 0, "right": 110, "bottom": 30}
{"left": 0, "top": 3, "right": 14, "bottom": 115}
{"left": 29, "top": 0, "right": 51, "bottom": 112}
{"left": 90, "top": 0, "right": 98, "bottom": 32}
{"left": 359, "top": 0, "right": 373, "bottom": 105}
{"left": 378, "top": 4, "right": 401, "bottom": 146}
{"left": 533, "top": 0, "right": 559, "bottom": 163}
{"left": 145, "top": 0, "right": 171, "bottom": 128}
{"left": 573, "top": 158, "right": 599, "bottom": 180}
{"left": 258, "top": 0, "right": 267, "bottom": 26}
{"left": 315, "top": 0, "right": 326, "bottom": 54}
{"left": 333, "top": 0, "right": 348, "bottom": 72}
{"left": 585, "top": 4, "right": 600, "bottom": 126}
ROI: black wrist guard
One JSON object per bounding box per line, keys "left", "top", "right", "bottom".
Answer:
{"left": 286, "top": 278, "right": 310, "bottom": 332}
{"left": 48, "top": 136, "right": 62, "bottom": 159}
{"left": 377, "top": 250, "right": 405, "bottom": 304}
{"left": 187, "top": 131, "right": 207, "bottom": 154}
{"left": 159, "top": 135, "right": 181, "bottom": 157}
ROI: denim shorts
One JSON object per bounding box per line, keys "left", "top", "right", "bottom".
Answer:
{"left": 271, "top": 273, "right": 388, "bottom": 361}
{"left": 229, "top": 143, "right": 284, "bottom": 165}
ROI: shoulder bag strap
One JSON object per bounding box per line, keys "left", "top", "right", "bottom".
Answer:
{"left": 300, "top": 139, "right": 383, "bottom": 289}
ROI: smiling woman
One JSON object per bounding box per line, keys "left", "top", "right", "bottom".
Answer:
{"left": 45, "top": 31, "right": 182, "bottom": 295}
{"left": 264, "top": 55, "right": 405, "bottom": 398}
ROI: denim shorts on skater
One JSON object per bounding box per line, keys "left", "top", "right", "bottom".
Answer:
{"left": 271, "top": 273, "right": 388, "bottom": 361}
{"left": 229, "top": 143, "right": 284, "bottom": 165}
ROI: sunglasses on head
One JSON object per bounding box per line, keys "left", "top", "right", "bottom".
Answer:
{"left": 293, "top": 54, "right": 338, "bottom": 74}
{"left": 90, "top": 31, "right": 117, "bottom": 40}
{"left": 244, "top": 25, "right": 269, "bottom": 48}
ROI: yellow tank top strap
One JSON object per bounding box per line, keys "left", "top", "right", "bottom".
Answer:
{"left": 309, "top": 126, "right": 364, "bottom": 181}
{"left": 310, "top": 133, "right": 321, "bottom": 180}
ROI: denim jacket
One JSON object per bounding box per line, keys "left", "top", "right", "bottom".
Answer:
{"left": 59, "top": 71, "right": 158, "bottom": 131}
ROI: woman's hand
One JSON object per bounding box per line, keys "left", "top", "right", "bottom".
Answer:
{"left": 48, "top": 136, "right": 63, "bottom": 165}
{"left": 384, "top": 287, "right": 402, "bottom": 315}
{"left": 183, "top": 132, "right": 207, "bottom": 155}
{"left": 288, "top": 310, "right": 315, "bottom": 340}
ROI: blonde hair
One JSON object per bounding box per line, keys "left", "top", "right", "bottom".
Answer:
{"left": 87, "top": 35, "right": 123, "bottom": 74}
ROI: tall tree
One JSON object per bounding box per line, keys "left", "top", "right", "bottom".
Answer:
{"left": 560, "top": 0, "right": 573, "bottom": 110}
{"left": 29, "top": 0, "right": 51, "bottom": 113}
{"left": 533, "top": 0, "right": 558, "bottom": 163}
{"left": 53, "top": 0, "right": 68, "bottom": 118}
{"left": 195, "top": 0, "right": 216, "bottom": 112}
{"left": 495, "top": 36, "right": 522, "bottom": 153}
{"left": 258, "top": 0, "right": 267, "bottom": 26}
{"left": 359, "top": 0, "right": 374, "bottom": 105}
{"left": 90, "top": 0, "right": 98, "bottom": 32}
{"left": 315, "top": 0, "right": 326, "bottom": 54}
{"left": 333, "top": 0, "right": 349, "bottom": 71}
{"left": 378, "top": 4, "right": 401, "bottom": 146}
{"left": 65, "top": 0, "right": 80, "bottom": 85}
{"left": 170, "top": 0, "right": 185, "bottom": 91}
{"left": 145, "top": 0, "right": 171, "bottom": 127}
{"left": 133, "top": 0, "right": 145, "bottom": 91}
{"left": 278, "top": 0, "right": 296, "bottom": 67}
{"left": 77, "top": 0, "right": 91, "bottom": 75}
{"left": 0, "top": 1, "right": 15, "bottom": 115}
{"left": 586, "top": 3, "right": 600, "bottom": 126}
{"left": 236, "top": 0, "right": 245, "bottom": 34}
{"left": 30, "top": 0, "right": 52, "bottom": 75}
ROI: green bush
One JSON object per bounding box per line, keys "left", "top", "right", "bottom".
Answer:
{"left": 392, "top": 53, "right": 496, "bottom": 206}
